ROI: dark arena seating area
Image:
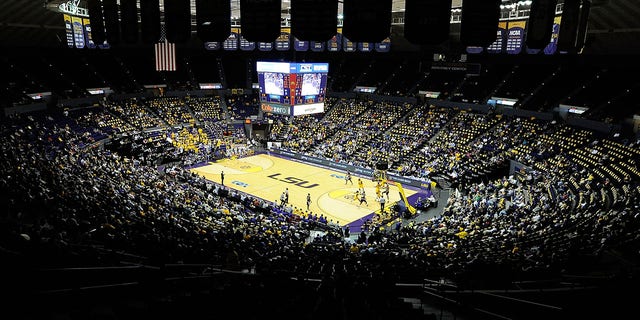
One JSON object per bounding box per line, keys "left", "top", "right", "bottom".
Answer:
{"left": 2, "top": 1, "right": 640, "bottom": 320}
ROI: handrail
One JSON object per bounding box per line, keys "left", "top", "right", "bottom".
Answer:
{"left": 478, "top": 291, "right": 563, "bottom": 310}
{"left": 37, "top": 265, "right": 154, "bottom": 272}
{"left": 37, "top": 282, "right": 140, "bottom": 295}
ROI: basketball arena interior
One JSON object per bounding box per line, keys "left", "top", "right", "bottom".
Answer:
{"left": 2, "top": 1, "right": 640, "bottom": 319}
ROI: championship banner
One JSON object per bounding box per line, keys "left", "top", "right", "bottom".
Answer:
{"left": 544, "top": 15, "right": 562, "bottom": 55}
{"left": 466, "top": 46, "right": 483, "bottom": 54}
{"left": 223, "top": 28, "right": 239, "bottom": 51}
{"left": 294, "top": 37, "right": 309, "bottom": 51}
{"left": 239, "top": 30, "right": 256, "bottom": 51}
{"left": 526, "top": 46, "right": 540, "bottom": 54}
{"left": 82, "top": 18, "right": 95, "bottom": 49}
{"left": 506, "top": 20, "right": 526, "bottom": 54}
{"left": 327, "top": 28, "right": 342, "bottom": 52}
{"left": 375, "top": 37, "right": 391, "bottom": 52}
{"left": 343, "top": 36, "right": 356, "bottom": 52}
{"left": 72, "top": 16, "right": 85, "bottom": 48}
{"left": 258, "top": 42, "right": 273, "bottom": 51}
{"left": 63, "top": 14, "right": 74, "bottom": 48}
{"left": 357, "top": 42, "right": 373, "bottom": 52}
{"left": 310, "top": 41, "right": 325, "bottom": 52}
{"left": 204, "top": 42, "right": 220, "bottom": 50}
{"left": 487, "top": 21, "right": 506, "bottom": 54}
{"left": 275, "top": 28, "right": 290, "bottom": 51}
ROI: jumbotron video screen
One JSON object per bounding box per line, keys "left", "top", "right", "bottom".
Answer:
{"left": 256, "top": 61, "right": 329, "bottom": 116}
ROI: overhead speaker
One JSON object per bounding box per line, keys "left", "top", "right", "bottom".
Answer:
{"left": 196, "top": 0, "right": 231, "bottom": 42}
{"left": 526, "top": 0, "right": 558, "bottom": 49}
{"left": 164, "top": 0, "right": 191, "bottom": 43}
{"left": 404, "top": 0, "right": 453, "bottom": 45}
{"left": 120, "top": 0, "right": 138, "bottom": 43}
{"left": 240, "top": 0, "right": 281, "bottom": 42}
{"left": 460, "top": 0, "right": 501, "bottom": 47}
{"left": 87, "top": 0, "right": 106, "bottom": 45}
{"left": 342, "top": 0, "right": 392, "bottom": 42}
{"left": 574, "top": 0, "right": 591, "bottom": 52}
{"left": 140, "top": 0, "right": 161, "bottom": 43}
{"left": 557, "top": 0, "right": 580, "bottom": 51}
{"left": 291, "top": 0, "right": 338, "bottom": 42}
{"left": 102, "top": 0, "right": 120, "bottom": 44}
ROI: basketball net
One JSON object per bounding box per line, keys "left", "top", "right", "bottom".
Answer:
{"left": 373, "top": 169, "right": 388, "bottom": 183}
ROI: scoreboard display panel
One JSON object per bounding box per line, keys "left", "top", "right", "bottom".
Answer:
{"left": 256, "top": 61, "right": 328, "bottom": 116}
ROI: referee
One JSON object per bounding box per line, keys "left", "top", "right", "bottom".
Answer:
{"left": 379, "top": 195, "right": 386, "bottom": 213}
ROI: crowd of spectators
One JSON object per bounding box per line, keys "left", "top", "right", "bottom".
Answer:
{"left": 145, "top": 97, "right": 195, "bottom": 127}
{"left": 1, "top": 96, "right": 640, "bottom": 303}
{"left": 103, "top": 98, "right": 165, "bottom": 129}
{"left": 4, "top": 51, "right": 640, "bottom": 318}
{"left": 187, "top": 96, "right": 225, "bottom": 123}
{"left": 264, "top": 97, "right": 640, "bottom": 281}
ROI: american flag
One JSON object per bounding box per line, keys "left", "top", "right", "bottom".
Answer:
{"left": 155, "top": 25, "right": 176, "bottom": 71}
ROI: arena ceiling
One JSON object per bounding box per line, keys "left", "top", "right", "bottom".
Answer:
{"left": 0, "top": 0, "right": 638, "bottom": 54}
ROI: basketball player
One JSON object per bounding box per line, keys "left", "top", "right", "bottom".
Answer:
{"left": 351, "top": 189, "right": 359, "bottom": 203}
{"left": 358, "top": 189, "right": 368, "bottom": 206}
{"left": 358, "top": 178, "right": 364, "bottom": 191}
{"left": 345, "top": 171, "right": 353, "bottom": 185}
{"left": 383, "top": 182, "right": 390, "bottom": 200}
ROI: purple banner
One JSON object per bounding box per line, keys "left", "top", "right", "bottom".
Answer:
{"left": 82, "top": 18, "right": 96, "bottom": 49}
{"left": 487, "top": 22, "right": 506, "bottom": 54}
{"left": 310, "top": 41, "right": 325, "bottom": 52}
{"left": 526, "top": 47, "right": 541, "bottom": 54}
{"left": 239, "top": 35, "right": 255, "bottom": 51}
{"left": 343, "top": 37, "right": 356, "bottom": 52}
{"left": 294, "top": 38, "right": 309, "bottom": 51}
{"left": 72, "top": 16, "right": 85, "bottom": 49}
{"left": 223, "top": 30, "right": 239, "bottom": 51}
{"left": 466, "top": 46, "right": 484, "bottom": 54}
{"left": 375, "top": 38, "right": 391, "bottom": 52}
{"left": 258, "top": 42, "right": 273, "bottom": 51}
{"left": 275, "top": 30, "right": 290, "bottom": 51}
{"left": 358, "top": 42, "right": 373, "bottom": 52}
{"left": 63, "top": 14, "right": 74, "bottom": 48}
{"left": 506, "top": 20, "right": 526, "bottom": 54}
{"left": 204, "top": 42, "right": 220, "bottom": 50}
{"left": 327, "top": 33, "right": 342, "bottom": 52}
{"left": 544, "top": 16, "right": 562, "bottom": 55}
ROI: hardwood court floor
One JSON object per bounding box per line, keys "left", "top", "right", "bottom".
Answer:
{"left": 190, "top": 154, "right": 415, "bottom": 226}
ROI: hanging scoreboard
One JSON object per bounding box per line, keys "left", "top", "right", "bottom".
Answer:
{"left": 256, "top": 61, "right": 329, "bottom": 116}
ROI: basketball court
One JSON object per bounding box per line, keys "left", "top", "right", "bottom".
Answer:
{"left": 189, "top": 153, "right": 417, "bottom": 227}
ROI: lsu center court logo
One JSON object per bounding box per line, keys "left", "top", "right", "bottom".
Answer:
{"left": 232, "top": 180, "right": 249, "bottom": 188}
{"left": 267, "top": 173, "right": 319, "bottom": 189}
